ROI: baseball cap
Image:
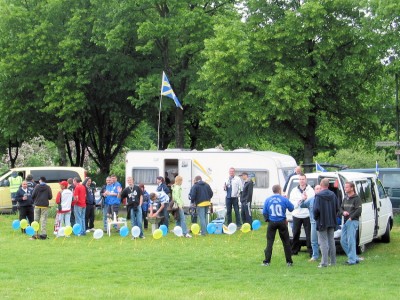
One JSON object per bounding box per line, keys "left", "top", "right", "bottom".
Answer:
{"left": 239, "top": 172, "right": 248, "bottom": 176}
{"left": 60, "top": 181, "right": 68, "bottom": 188}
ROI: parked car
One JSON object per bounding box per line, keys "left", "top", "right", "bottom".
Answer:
{"left": 342, "top": 168, "right": 400, "bottom": 210}
{"left": 0, "top": 166, "right": 86, "bottom": 211}
{"left": 286, "top": 171, "right": 393, "bottom": 254}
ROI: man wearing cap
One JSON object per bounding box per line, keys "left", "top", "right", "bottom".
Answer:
{"left": 9, "top": 171, "right": 23, "bottom": 213}
{"left": 224, "top": 167, "right": 242, "bottom": 228}
{"left": 240, "top": 172, "right": 253, "bottom": 227}
{"left": 32, "top": 177, "right": 53, "bottom": 239}
{"left": 72, "top": 177, "right": 87, "bottom": 236}
{"left": 54, "top": 181, "right": 73, "bottom": 234}
{"left": 25, "top": 174, "right": 37, "bottom": 189}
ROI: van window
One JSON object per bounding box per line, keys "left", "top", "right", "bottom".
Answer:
{"left": 131, "top": 168, "right": 158, "bottom": 185}
{"left": 236, "top": 170, "right": 269, "bottom": 188}
{"left": 31, "top": 170, "right": 82, "bottom": 183}
{"left": 355, "top": 180, "right": 373, "bottom": 203}
{"left": 286, "top": 177, "right": 319, "bottom": 196}
{"left": 376, "top": 179, "right": 387, "bottom": 198}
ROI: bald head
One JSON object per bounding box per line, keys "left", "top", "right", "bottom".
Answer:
{"left": 320, "top": 178, "right": 329, "bottom": 189}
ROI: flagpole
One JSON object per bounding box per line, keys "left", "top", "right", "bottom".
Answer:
{"left": 157, "top": 95, "right": 162, "bottom": 150}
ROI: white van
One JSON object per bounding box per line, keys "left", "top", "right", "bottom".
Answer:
{"left": 125, "top": 149, "right": 297, "bottom": 207}
{"left": 286, "top": 171, "right": 393, "bottom": 253}
{"left": 0, "top": 166, "right": 87, "bottom": 210}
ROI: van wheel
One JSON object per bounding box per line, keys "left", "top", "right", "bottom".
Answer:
{"left": 381, "top": 221, "right": 391, "bottom": 243}
{"left": 356, "top": 229, "right": 365, "bottom": 255}
{"left": 356, "top": 243, "right": 365, "bottom": 255}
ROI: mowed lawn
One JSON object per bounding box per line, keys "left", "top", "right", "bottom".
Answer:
{"left": 0, "top": 213, "right": 399, "bottom": 300}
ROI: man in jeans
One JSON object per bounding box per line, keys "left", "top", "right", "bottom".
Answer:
{"left": 300, "top": 185, "right": 321, "bottom": 262}
{"left": 340, "top": 181, "right": 363, "bottom": 265}
{"left": 73, "top": 177, "right": 87, "bottom": 236}
{"left": 224, "top": 167, "right": 242, "bottom": 228}
{"left": 32, "top": 177, "right": 52, "bottom": 240}
{"left": 314, "top": 179, "right": 339, "bottom": 268}
{"left": 189, "top": 176, "right": 213, "bottom": 236}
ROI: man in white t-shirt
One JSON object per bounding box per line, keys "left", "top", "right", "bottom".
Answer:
{"left": 289, "top": 173, "right": 315, "bottom": 256}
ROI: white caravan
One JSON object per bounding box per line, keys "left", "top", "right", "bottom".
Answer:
{"left": 125, "top": 149, "right": 297, "bottom": 208}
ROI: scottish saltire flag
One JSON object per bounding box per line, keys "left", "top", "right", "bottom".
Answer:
{"left": 161, "top": 71, "right": 183, "bottom": 110}
{"left": 316, "top": 162, "right": 327, "bottom": 172}
{"left": 376, "top": 161, "right": 379, "bottom": 177}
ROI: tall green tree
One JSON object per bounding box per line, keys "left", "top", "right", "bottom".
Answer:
{"left": 199, "top": 0, "right": 389, "bottom": 162}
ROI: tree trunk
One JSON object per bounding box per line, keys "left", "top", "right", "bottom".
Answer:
{"left": 8, "top": 139, "right": 19, "bottom": 168}
{"left": 56, "top": 132, "right": 67, "bottom": 166}
{"left": 303, "top": 113, "right": 317, "bottom": 173}
{"left": 176, "top": 108, "right": 184, "bottom": 148}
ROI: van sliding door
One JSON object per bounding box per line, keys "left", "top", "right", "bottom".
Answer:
{"left": 355, "top": 180, "right": 375, "bottom": 245}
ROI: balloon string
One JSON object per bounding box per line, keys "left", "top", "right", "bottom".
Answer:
{"left": 88, "top": 238, "right": 94, "bottom": 246}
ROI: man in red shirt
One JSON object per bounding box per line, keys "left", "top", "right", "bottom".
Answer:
{"left": 73, "top": 177, "right": 87, "bottom": 236}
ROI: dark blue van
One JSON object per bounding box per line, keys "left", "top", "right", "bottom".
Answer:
{"left": 342, "top": 168, "right": 400, "bottom": 210}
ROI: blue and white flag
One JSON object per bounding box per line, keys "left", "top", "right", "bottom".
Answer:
{"left": 376, "top": 161, "right": 379, "bottom": 177}
{"left": 161, "top": 71, "right": 183, "bottom": 110}
{"left": 316, "top": 162, "right": 327, "bottom": 172}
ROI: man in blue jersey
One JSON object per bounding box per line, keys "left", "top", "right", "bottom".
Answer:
{"left": 262, "top": 185, "right": 295, "bottom": 267}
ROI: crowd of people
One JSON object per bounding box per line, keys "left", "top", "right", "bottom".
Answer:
{"left": 13, "top": 165, "right": 364, "bottom": 269}
{"left": 262, "top": 166, "right": 363, "bottom": 268}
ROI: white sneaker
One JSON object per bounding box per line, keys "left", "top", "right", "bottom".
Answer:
{"left": 185, "top": 233, "right": 192, "bottom": 238}
{"left": 86, "top": 230, "right": 90, "bottom": 233}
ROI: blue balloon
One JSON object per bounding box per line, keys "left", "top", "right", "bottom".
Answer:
{"left": 120, "top": 226, "right": 129, "bottom": 237}
{"left": 12, "top": 219, "right": 21, "bottom": 230}
{"left": 72, "top": 224, "right": 82, "bottom": 236}
{"left": 159, "top": 225, "right": 168, "bottom": 236}
{"left": 207, "top": 223, "right": 216, "bottom": 234}
{"left": 25, "top": 226, "right": 35, "bottom": 236}
{"left": 252, "top": 220, "right": 261, "bottom": 230}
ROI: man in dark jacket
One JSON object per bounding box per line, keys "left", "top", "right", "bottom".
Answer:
{"left": 32, "top": 176, "right": 53, "bottom": 239}
{"left": 340, "top": 181, "right": 363, "bottom": 265}
{"left": 314, "top": 178, "right": 339, "bottom": 268}
{"left": 189, "top": 176, "right": 213, "bottom": 235}
{"left": 240, "top": 172, "right": 253, "bottom": 227}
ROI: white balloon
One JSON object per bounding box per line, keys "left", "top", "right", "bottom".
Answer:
{"left": 173, "top": 226, "right": 183, "bottom": 237}
{"left": 57, "top": 227, "right": 65, "bottom": 237}
{"left": 93, "top": 229, "right": 104, "bottom": 239}
{"left": 227, "top": 223, "right": 237, "bottom": 234}
{"left": 131, "top": 226, "right": 141, "bottom": 238}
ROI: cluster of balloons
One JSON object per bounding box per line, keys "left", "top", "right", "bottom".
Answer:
{"left": 57, "top": 226, "right": 73, "bottom": 237}
{"left": 12, "top": 218, "right": 262, "bottom": 240}
{"left": 12, "top": 219, "right": 40, "bottom": 237}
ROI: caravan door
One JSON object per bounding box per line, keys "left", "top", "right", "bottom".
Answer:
{"left": 179, "top": 159, "right": 192, "bottom": 207}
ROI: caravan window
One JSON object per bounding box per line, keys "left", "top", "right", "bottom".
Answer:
{"left": 131, "top": 168, "right": 158, "bottom": 185}
{"left": 355, "top": 180, "right": 373, "bottom": 203}
{"left": 236, "top": 170, "right": 269, "bottom": 188}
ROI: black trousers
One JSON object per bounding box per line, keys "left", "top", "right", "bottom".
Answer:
{"left": 19, "top": 206, "right": 34, "bottom": 225}
{"left": 142, "top": 208, "right": 148, "bottom": 229}
{"left": 85, "top": 204, "right": 95, "bottom": 229}
{"left": 291, "top": 216, "right": 312, "bottom": 255}
{"left": 264, "top": 221, "right": 293, "bottom": 264}
{"left": 240, "top": 201, "right": 253, "bottom": 226}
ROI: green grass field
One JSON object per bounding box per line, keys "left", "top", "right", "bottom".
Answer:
{"left": 0, "top": 213, "right": 399, "bottom": 300}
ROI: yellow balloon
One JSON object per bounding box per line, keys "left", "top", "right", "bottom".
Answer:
{"left": 241, "top": 223, "right": 251, "bottom": 233}
{"left": 20, "top": 219, "right": 28, "bottom": 229}
{"left": 191, "top": 223, "right": 200, "bottom": 235}
{"left": 64, "top": 226, "right": 73, "bottom": 236}
{"left": 153, "top": 229, "right": 163, "bottom": 240}
{"left": 31, "top": 221, "right": 40, "bottom": 232}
